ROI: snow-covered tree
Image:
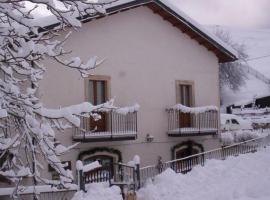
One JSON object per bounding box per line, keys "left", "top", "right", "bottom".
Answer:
{"left": 0, "top": 0, "right": 114, "bottom": 197}
{"left": 214, "top": 27, "right": 248, "bottom": 91}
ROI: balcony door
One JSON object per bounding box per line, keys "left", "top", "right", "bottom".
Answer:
{"left": 88, "top": 79, "right": 108, "bottom": 132}
{"left": 177, "top": 83, "right": 193, "bottom": 128}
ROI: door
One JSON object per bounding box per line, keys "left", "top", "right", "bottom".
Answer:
{"left": 174, "top": 142, "right": 202, "bottom": 173}
{"left": 88, "top": 80, "right": 107, "bottom": 132}
{"left": 178, "top": 84, "right": 193, "bottom": 128}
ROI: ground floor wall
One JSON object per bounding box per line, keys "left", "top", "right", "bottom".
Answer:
{"left": 52, "top": 135, "right": 221, "bottom": 181}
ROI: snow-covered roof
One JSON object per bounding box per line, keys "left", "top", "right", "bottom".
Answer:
{"left": 37, "top": 0, "right": 238, "bottom": 62}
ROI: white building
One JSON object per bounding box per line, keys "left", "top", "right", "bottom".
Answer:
{"left": 37, "top": 0, "right": 237, "bottom": 180}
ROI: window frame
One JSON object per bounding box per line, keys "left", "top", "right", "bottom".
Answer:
{"left": 84, "top": 75, "right": 111, "bottom": 103}
{"left": 175, "top": 80, "right": 195, "bottom": 106}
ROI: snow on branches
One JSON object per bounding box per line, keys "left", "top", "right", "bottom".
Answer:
{"left": 0, "top": 0, "right": 114, "bottom": 196}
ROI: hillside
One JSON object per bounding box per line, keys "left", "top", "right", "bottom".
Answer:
{"left": 208, "top": 27, "right": 270, "bottom": 107}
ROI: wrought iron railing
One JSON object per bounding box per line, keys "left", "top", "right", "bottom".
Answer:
{"left": 167, "top": 106, "right": 218, "bottom": 136}
{"left": 73, "top": 110, "right": 137, "bottom": 141}
{"left": 0, "top": 185, "right": 77, "bottom": 200}
{"left": 140, "top": 134, "right": 270, "bottom": 187}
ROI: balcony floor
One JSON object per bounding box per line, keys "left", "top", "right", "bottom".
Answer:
{"left": 73, "top": 131, "right": 137, "bottom": 142}
{"left": 168, "top": 128, "right": 218, "bottom": 137}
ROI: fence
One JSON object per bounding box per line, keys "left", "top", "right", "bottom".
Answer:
{"left": 0, "top": 185, "right": 77, "bottom": 200}
{"left": 167, "top": 109, "right": 219, "bottom": 136}
{"left": 140, "top": 134, "right": 270, "bottom": 187}
{"left": 73, "top": 111, "right": 137, "bottom": 141}
{"left": 78, "top": 162, "right": 140, "bottom": 193}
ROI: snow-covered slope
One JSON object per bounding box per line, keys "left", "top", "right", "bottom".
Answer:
{"left": 227, "top": 28, "right": 270, "bottom": 78}
{"left": 137, "top": 147, "right": 270, "bottom": 200}
{"left": 221, "top": 73, "right": 270, "bottom": 106}
{"left": 208, "top": 26, "right": 270, "bottom": 106}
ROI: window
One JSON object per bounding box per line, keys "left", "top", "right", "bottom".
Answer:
{"left": 176, "top": 81, "right": 194, "bottom": 106}
{"left": 85, "top": 76, "right": 110, "bottom": 132}
{"left": 231, "top": 119, "right": 239, "bottom": 125}
{"left": 88, "top": 80, "right": 107, "bottom": 105}
{"left": 48, "top": 161, "right": 71, "bottom": 180}
{"left": 176, "top": 81, "right": 194, "bottom": 128}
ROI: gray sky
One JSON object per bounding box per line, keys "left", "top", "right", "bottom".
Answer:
{"left": 170, "top": 0, "right": 270, "bottom": 28}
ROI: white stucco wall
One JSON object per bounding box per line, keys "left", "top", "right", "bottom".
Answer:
{"left": 39, "top": 6, "right": 221, "bottom": 177}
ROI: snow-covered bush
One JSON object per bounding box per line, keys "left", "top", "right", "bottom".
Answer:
{"left": 0, "top": 0, "right": 114, "bottom": 196}
{"left": 221, "top": 130, "right": 261, "bottom": 145}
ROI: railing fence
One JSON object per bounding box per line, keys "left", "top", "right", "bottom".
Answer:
{"left": 140, "top": 134, "right": 270, "bottom": 187}
{"left": 167, "top": 109, "right": 219, "bottom": 135}
{"left": 73, "top": 111, "right": 137, "bottom": 140}
{"left": 0, "top": 187, "right": 77, "bottom": 200}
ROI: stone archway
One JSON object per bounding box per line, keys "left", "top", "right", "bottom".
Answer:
{"left": 172, "top": 140, "right": 204, "bottom": 160}
{"left": 171, "top": 141, "right": 204, "bottom": 173}
{"left": 78, "top": 147, "right": 122, "bottom": 180}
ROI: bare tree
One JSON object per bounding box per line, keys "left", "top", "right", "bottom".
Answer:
{"left": 214, "top": 27, "right": 248, "bottom": 91}
{"left": 0, "top": 0, "right": 117, "bottom": 197}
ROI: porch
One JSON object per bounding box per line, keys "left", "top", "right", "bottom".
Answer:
{"left": 73, "top": 109, "right": 138, "bottom": 142}
{"left": 167, "top": 104, "right": 219, "bottom": 136}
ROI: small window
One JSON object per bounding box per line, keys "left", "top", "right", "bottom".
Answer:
{"left": 49, "top": 161, "right": 72, "bottom": 180}
{"left": 231, "top": 119, "right": 239, "bottom": 125}
{"left": 225, "top": 120, "right": 230, "bottom": 124}
{"left": 88, "top": 80, "right": 107, "bottom": 105}
{"left": 86, "top": 76, "right": 110, "bottom": 132}
{"left": 176, "top": 81, "right": 194, "bottom": 106}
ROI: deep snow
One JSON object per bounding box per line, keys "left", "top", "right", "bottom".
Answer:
{"left": 137, "top": 147, "right": 270, "bottom": 200}
{"left": 72, "top": 147, "right": 270, "bottom": 200}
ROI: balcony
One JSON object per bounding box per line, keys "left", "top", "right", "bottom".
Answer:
{"left": 167, "top": 104, "right": 219, "bottom": 137}
{"left": 73, "top": 109, "right": 138, "bottom": 142}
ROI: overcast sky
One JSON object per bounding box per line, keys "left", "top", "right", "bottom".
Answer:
{"left": 170, "top": 0, "right": 270, "bottom": 29}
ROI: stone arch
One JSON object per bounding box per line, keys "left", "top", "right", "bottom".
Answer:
{"left": 171, "top": 140, "right": 204, "bottom": 160}
{"left": 78, "top": 147, "right": 122, "bottom": 164}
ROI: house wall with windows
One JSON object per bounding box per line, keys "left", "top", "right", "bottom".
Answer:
{"left": 39, "top": 5, "right": 223, "bottom": 178}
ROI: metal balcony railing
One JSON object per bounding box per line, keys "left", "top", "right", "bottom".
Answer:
{"left": 73, "top": 110, "right": 138, "bottom": 142}
{"left": 167, "top": 104, "right": 219, "bottom": 136}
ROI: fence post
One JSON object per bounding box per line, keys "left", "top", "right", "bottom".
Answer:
{"left": 77, "top": 169, "right": 85, "bottom": 192}
{"left": 136, "top": 164, "right": 141, "bottom": 190}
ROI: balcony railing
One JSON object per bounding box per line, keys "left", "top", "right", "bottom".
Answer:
{"left": 73, "top": 109, "right": 138, "bottom": 142}
{"left": 167, "top": 104, "right": 219, "bottom": 136}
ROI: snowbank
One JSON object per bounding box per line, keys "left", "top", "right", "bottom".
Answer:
{"left": 71, "top": 183, "right": 122, "bottom": 200}
{"left": 137, "top": 147, "right": 270, "bottom": 200}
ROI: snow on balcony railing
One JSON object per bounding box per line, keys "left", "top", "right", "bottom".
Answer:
{"left": 166, "top": 104, "right": 218, "bottom": 136}
{"left": 73, "top": 105, "right": 138, "bottom": 141}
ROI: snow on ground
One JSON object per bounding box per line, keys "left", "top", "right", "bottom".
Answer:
{"left": 71, "top": 183, "right": 122, "bottom": 200}
{"left": 137, "top": 147, "right": 270, "bottom": 200}
{"left": 72, "top": 146, "right": 270, "bottom": 200}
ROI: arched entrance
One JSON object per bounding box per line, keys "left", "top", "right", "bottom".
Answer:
{"left": 78, "top": 147, "right": 122, "bottom": 182}
{"left": 172, "top": 141, "right": 204, "bottom": 173}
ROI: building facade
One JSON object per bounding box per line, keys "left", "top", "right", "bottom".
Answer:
{"left": 38, "top": 0, "right": 237, "bottom": 180}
